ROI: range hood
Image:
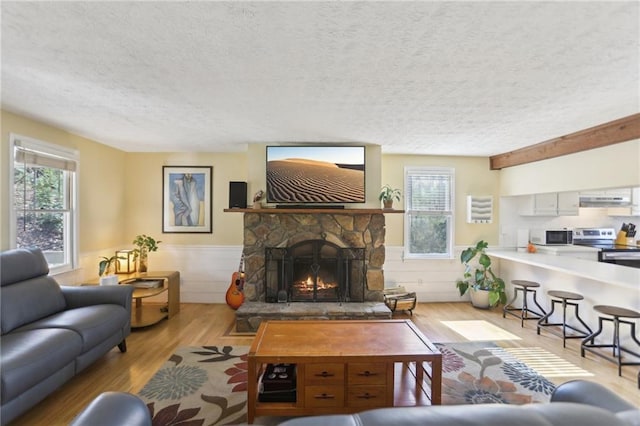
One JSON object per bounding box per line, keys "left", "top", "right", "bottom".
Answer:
{"left": 579, "top": 194, "right": 632, "bottom": 207}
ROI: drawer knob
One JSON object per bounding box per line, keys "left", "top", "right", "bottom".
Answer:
{"left": 358, "top": 370, "right": 376, "bottom": 377}
{"left": 357, "top": 393, "right": 376, "bottom": 399}
{"left": 314, "top": 393, "right": 335, "bottom": 399}
{"left": 316, "top": 371, "right": 334, "bottom": 377}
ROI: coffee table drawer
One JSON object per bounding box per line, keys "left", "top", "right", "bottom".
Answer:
{"left": 304, "top": 385, "right": 345, "bottom": 407}
{"left": 347, "top": 363, "right": 387, "bottom": 385}
{"left": 347, "top": 385, "right": 387, "bottom": 408}
{"left": 305, "top": 363, "right": 344, "bottom": 384}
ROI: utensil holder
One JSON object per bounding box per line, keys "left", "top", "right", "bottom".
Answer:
{"left": 615, "top": 231, "right": 628, "bottom": 245}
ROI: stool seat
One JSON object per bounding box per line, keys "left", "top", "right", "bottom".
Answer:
{"left": 582, "top": 304, "right": 640, "bottom": 377}
{"left": 512, "top": 280, "right": 540, "bottom": 288}
{"left": 547, "top": 290, "right": 583, "bottom": 301}
{"left": 593, "top": 305, "right": 640, "bottom": 318}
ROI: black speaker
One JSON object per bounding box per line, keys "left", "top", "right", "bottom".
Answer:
{"left": 229, "top": 181, "right": 248, "bottom": 208}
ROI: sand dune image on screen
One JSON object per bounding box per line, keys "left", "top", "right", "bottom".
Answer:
{"left": 267, "top": 158, "right": 365, "bottom": 203}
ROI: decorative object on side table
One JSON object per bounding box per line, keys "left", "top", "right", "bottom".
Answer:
{"left": 132, "top": 234, "right": 162, "bottom": 273}
{"left": 115, "top": 249, "right": 136, "bottom": 273}
{"left": 379, "top": 184, "right": 401, "bottom": 209}
{"left": 98, "top": 254, "right": 122, "bottom": 285}
{"left": 455, "top": 240, "right": 506, "bottom": 309}
{"left": 253, "top": 189, "right": 265, "bottom": 209}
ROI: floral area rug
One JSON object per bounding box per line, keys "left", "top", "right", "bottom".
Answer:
{"left": 435, "top": 341, "right": 556, "bottom": 405}
{"left": 139, "top": 342, "right": 556, "bottom": 425}
{"left": 138, "top": 345, "right": 249, "bottom": 426}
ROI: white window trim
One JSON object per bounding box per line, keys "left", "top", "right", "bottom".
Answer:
{"left": 9, "top": 133, "right": 80, "bottom": 274}
{"left": 403, "top": 166, "right": 455, "bottom": 260}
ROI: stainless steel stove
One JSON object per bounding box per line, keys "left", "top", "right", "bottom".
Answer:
{"left": 573, "top": 228, "right": 640, "bottom": 268}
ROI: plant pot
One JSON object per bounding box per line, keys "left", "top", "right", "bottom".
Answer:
{"left": 99, "top": 275, "right": 119, "bottom": 286}
{"left": 138, "top": 247, "right": 148, "bottom": 273}
{"left": 469, "top": 287, "right": 491, "bottom": 309}
{"left": 383, "top": 200, "right": 394, "bottom": 209}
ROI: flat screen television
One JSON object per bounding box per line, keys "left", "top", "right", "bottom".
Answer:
{"left": 266, "top": 145, "right": 366, "bottom": 204}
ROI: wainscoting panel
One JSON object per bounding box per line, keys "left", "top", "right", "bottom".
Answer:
{"left": 76, "top": 245, "right": 475, "bottom": 304}
{"left": 383, "top": 246, "right": 471, "bottom": 302}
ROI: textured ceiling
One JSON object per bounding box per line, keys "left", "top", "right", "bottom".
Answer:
{"left": 1, "top": 1, "right": 638, "bottom": 156}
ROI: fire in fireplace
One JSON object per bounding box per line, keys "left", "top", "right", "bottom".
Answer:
{"left": 265, "top": 239, "right": 365, "bottom": 303}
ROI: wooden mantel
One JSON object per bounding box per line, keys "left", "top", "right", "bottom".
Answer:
{"left": 224, "top": 208, "right": 405, "bottom": 214}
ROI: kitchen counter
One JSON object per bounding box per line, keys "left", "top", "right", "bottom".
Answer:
{"left": 487, "top": 249, "right": 640, "bottom": 289}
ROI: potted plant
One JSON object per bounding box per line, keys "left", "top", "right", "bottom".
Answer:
{"left": 455, "top": 240, "right": 506, "bottom": 309}
{"left": 132, "top": 234, "right": 162, "bottom": 273}
{"left": 379, "top": 185, "right": 401, "bottom": 209}
{"left": 98, "top": 255, "right": 121, "bottom": 285}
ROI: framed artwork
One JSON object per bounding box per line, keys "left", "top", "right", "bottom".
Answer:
{"left": 162, "top": 166, "right": 212, "bottom": 233}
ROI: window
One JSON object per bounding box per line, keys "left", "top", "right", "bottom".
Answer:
{"left": 404, "top": 167, "right": 454, "bottom": 258}
{"left": 10, "top": 134, "right": 78, "bottom": 273}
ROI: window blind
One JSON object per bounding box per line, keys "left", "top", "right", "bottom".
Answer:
{"left": 406, "top": 168, "right": 453, "bottom": 212}
{"left": 14, "top": 140, "right": 77, "bottom": 171}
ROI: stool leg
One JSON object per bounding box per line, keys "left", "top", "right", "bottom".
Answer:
{"left": 561, "top": 299, "right": 568, "bottom": 348}
{"left": 520, "top": 288, "right": 527, "bottom": 327}
{"left": 630, "top": 322, "right": 640, "bottom": 348}
{"left": 613, "top": 316, "right": 621, "bottom": 376}
{"left": 574, "top": 304, "right": 593, "bottom": 337}
{"left": 531, "top": 290, "right": 547, "bottom": 318}
{"left": 582, "top": 317, "right": 604, "bottom": 357}
{"left": 537, "top": 300, "right": 556, "bottom": 335}
{"left": 503, "top": 287, "right": 520, "bottom": 318}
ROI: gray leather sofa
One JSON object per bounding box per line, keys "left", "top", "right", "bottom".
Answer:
{"left": 278, "top": 380, "right": 640, "bottom": 426}
{"left": 0, "top": 248, "right": 133, "bottom": 425}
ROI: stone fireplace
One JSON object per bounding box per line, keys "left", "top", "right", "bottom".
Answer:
{"left": 234, "top": 209, "right": 392, "bottom": 332}
{"left": 241, "top": 210, "right": 386, "bottom": 303}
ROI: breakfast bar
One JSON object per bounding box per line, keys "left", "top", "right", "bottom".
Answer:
{"left": 488, "top": 249, "right": 640, "bottom": 346}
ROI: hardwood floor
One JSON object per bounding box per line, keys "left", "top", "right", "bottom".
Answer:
{"left": 10, "top": 302, "right": 640, "bottom": 425}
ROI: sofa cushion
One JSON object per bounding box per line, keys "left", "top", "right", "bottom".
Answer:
{"left": 0, "top": 248, "right": 67, "bottom": 334}
{"left": 1, "top": 275, "right": 67, "bottom": 334}
{"left": 14, "top": 305, "right": 129, "bottom": 352}
{"left": 1, "top": 328, "right": 82, "bottom": 401}
{"left": 0, "top": 247, "right": 50, "bottom": 286}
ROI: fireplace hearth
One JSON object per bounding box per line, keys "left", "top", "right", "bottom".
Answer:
{"left": 265, "top": 240, "right": 365, "bottom": 303}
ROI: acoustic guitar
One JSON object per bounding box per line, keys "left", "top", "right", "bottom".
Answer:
{"left": 225, "top": 254, "right": 245, "bottom": 310}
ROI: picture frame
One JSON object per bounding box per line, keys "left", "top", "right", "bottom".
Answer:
{"left": 162, "top": 166, "right": 212, "bottom": 233}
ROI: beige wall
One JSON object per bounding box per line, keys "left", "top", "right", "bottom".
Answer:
{"left": 382, "top": 154, "right": 502, "bottom": 247}
{"left": 123, "top": 152, "right": 246, "bottom": 245}
{"left": 1, "top": 110, "right": 127, "bottom": 252}
{"left": 499, "top": 139, "right": 640, "bottom": 196}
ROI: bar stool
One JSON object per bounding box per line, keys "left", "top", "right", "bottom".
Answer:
{"left": 581, "top": 305, "right": 640, "bottom": 376}
{"left": 503, "top": 280, "right": 547, "bottom": 327}
{"left": 537, "top": 290, "right": 592, "bottom": 347}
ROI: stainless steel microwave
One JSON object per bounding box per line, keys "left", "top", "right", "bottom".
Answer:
{"left": 530, "top": 229, "right": 573, "bottom": 245}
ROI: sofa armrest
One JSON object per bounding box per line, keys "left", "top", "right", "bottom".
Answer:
{"left": 550, "top": 380, "right": 636, "bottom": 414}
{"left": 61, "top": 284, "right": 133, "bottom": 312}
{"left": 70, "top": 392, "right": 151, "bottom": 426}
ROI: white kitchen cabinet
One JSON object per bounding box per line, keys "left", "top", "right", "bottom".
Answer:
{"left": 607, "top": 187, "right": 640, "bottom": 216}
{"left": 518, "top": 192, "right": 579, "bottom": 216}
{"left": 557, "top": 191, "right": 580, "bottom": 215}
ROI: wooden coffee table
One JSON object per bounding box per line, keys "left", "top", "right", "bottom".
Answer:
{"left": 246, "top": 319, "right": 442, "bottom": 423}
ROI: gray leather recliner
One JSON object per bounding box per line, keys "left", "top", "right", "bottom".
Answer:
{"left": 277, "top": 380, "right": 640, "bottom": 426}
{"left": 0, "top": 247, "right": 133, "bottom": 425}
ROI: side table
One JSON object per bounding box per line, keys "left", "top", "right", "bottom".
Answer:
{"left": 84, "top": 271, "right": 180, "bottom": 328}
